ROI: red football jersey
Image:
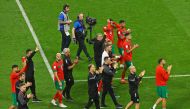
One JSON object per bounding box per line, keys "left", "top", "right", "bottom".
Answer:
{"left": 156, "top": 65, "right": 170, "bottom": 86}
{"left": 103, "top": 22, "right": 114, "bottom": 43}
{"left": 52, "top": 60, "right": 64, "bottom": 81}
{"left": 123, "top": 40, "right": 132, "bottom": 61}
{"left": 10, "top": 66, "right": 26, "bottom": 93}
{"left": 117, "top": 27, "right": 128, "bottom": 48}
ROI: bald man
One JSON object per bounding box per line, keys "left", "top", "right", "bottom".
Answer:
{"left": 51, "top": 53, "right": 67, "bottom": 108}
{"left": 72, "top": 13, "right": 92, "bottom": 61}
{"left": 125, "top": 66, "right": 145, "bottom": 109}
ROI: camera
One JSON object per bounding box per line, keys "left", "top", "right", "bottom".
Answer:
{"left": 86, "top": 16, "right": 96, "bottom": 26}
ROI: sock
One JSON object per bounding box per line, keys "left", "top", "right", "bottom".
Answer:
{"left": 153, "top": 104, "right": 157, "bottom": 109}
{"left": 58, "top": 93, "right": 63, "bottom": 103}
{"left": 53, "top": 92, "right": 59, "bottom": 100}
{"left": 121, "top": 72, "right": 125, "bottom": 80}
{"left": 98, "top": 80, "right": 103, "bottom": 92}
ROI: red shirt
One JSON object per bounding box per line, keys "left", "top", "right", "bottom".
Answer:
{"left": 10, "top": 67, "right": 26, "bottom": 93}
{"left": 123, "top": 40, "right": 132, "bottom": 61}
{"left": 117, "top": 27, "right": 128, "bottom": 48}
{"left": 52, "top": 60, "right": 64, "bottom": 81}
{"left": 103, "top": 22, "right": 120, "bottom": 43}
{"left": 156, "top": 65, "right": 170, "bottom": 86}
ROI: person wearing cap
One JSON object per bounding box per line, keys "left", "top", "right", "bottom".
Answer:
{"left": 58, "top": 4, "right": 72, "bottom": 52}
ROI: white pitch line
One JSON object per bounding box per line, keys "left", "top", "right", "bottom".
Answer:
{"left": 15, "top": 0, "right": 54, "bottom": 80}
{"left": 75, "top": 74, "right": 190, "bottom": 82}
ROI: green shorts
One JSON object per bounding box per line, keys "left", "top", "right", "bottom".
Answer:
{"left": 118, "top": 48, "right": 123, "bottom": 55}
{"left": 112, "top": 44, "right": 115, "bottom": 54}
{"left": 157, "top": 86, "right": 168, "bottom": 98}
{"left": 12, "top": 93, "right": 18, "bottom": 106}
{"left": 55, "top": 80, "right": 64, "bottom": 91}
{"left": 125, "top": 61, "right": 133, "bottom": 68}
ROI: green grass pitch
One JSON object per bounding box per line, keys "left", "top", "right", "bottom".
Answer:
{"left": 0, "top": 0, "right": 190, "bottom": 108}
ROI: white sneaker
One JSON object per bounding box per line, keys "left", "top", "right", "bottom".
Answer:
{"left": 59, "top": 103, "right": 67, "bottom": 108}
{"left": 51, "top": 99, "right": 57, "bottom": 106}
{"left": 120, "top": 64, "right": 124, "bottom": 68}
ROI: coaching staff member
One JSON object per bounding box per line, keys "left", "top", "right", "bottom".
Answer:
{"left": 101, "top": 57, "right": 122, "bottom": 109}
{"left": 22, "top": 47, "right": 41, "bottom": 102}
{"left": 84, "top": 64, "right": 103, "bottom": 109}
{"left": 62, "top": 48, "right": 78, "bottom": 101}
{"left": 125, "top": 66, "right": 145, "bottom": 109}
{"left": 58, "top": 4, "right": 72, "bottom": 52}
{"left": 72, "top": 13, "right": 92, "bottom": 61}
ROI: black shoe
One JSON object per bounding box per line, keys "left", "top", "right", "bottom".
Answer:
{"left": 88, "top": 57, "right": 93, "bottom": 62}
{"left": 66, "top": 97, "right": 74, "bottom": 102}
{"left": 78, "top": 56, "right": 83, "bottom": 60}
{"left": 115, "top": 104, "right": 123, "bottom": 109}
{"left": 32, "top": 98, "right": 42, "bottom": 103}
{"left": 100, "top": 104, "right": 108, "bottom": 108}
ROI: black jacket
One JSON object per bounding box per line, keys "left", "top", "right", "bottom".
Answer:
{"left": 102, "top": 64, "right": 116, "bottom": 83}
{"left": 17, "top": 91, "right": 29, "bottom": 109}
{"left": 25, "top": 51, "right": 36, "bottom": 77}
{"left": 63, "top": 55, "right": 73, "bottom": 79}
{"left": 128, "top": 73, "right": 142, "bottom": 94}
{"left": 93, "top": 37, "right": 105, "bottom": 60}
{"left": 88, "top": 72, "right": 101, "bottom": 98}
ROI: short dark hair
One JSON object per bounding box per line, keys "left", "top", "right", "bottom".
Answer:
{"left": 158, "top": 58, "right": 164, "bottom": 64}
{"left": 119, "top": 20, "right": 125, "bottom": 24}
{"left": 12, "top": 64, "right": 18, "bottom": 69}
{"left": 104, "top": 56, "right": 110, "bottom": 62}
{"left": 19, "top": 83, "right": 25, "bottom": 88}
{"left": 26, "top": 49, "right": 32, "bottom": 54}
{"left": 63, "top": 4, "right": 69, "bottom": 10}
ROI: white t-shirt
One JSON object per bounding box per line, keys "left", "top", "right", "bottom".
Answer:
{"left": 101, "top": 50, "right": 109, "bottom": 65}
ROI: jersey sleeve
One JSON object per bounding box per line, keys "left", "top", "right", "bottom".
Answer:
{"left": 74, "top": 21, "right": 79, "bottom": 29}
{"left": 52, "top": 63, "right": 57, "bottom": 72}
{"left": 58, "top": 13, "right": 64, "bottom": 20}
{"left": 161, "top": 68, "right": 169, "bottom": 81}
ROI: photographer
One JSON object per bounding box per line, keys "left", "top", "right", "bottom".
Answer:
{"left": 58, "top": 4, "right": 72, "bottom": 52}
{"left": 72, "top": 13, "right": 92, "bottom": 61}
{"left": 101, "top": 57, "right": 123, "bottom": 109}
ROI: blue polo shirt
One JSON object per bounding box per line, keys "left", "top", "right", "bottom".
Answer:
{"left": 58, "top": 12, "right": 65, "bottom": 31}
{"left": 74, "top": 20, "right": 84, "bottom": 32}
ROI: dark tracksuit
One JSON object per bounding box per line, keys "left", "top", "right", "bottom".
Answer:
{"left": 85, "top": 73, "right": 101, "bottom": 109}
{"left": 15, "top": 80, "right": 24, "bottom": 101}
{"left": 74, "top": 20, "right": 90, "bottom": 58}
{"left": 63, "top": 55, "right": 74, "bottom": 98}
{"left": 17, "top": 91, "right": 29, "bottom": 109}
{"left": 128, "top": 73, "right": 142, "bottom": 103}
{"left": 25, "top": 51, "right": 37, "bottom": 98}
{"left": 93, "top": 37, "right": 105, "bottom": 68}
{"left": 101, "top": 64, "right": 119, "bottom": 106}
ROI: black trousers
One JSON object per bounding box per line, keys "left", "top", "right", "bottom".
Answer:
{"left": 63, "top": 76, "right": 74, "bottom": 98}
{"left": 85, "top": 96, "right": 100, "bottom": 109}
{"left": 101, "top": 81, "right": 118, "bottom": 105}
{"left": 61, "top": 30, "right": 71, "bottom": 51}
{"left": 94, "top": 58, "right": 102, "bottom": 68}
{"left": 25, "top": 76, "right": 36, "bottom": 98}
{"left": 76, "top": 34, "right": 90, "bottom": 58}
